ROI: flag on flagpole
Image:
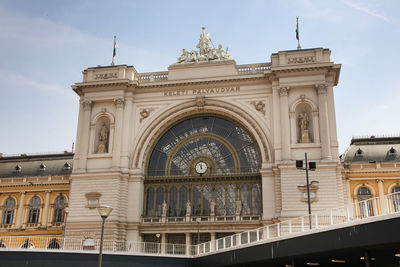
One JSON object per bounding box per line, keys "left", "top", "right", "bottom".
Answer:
{"left": 296, "top": 17, "right": 301, "bottom": 49}
{"left": 113, "top": 36, "right": 116, "bottom": 57}
{"left": 111, "top": 36, "right": 116, "bottom": 66}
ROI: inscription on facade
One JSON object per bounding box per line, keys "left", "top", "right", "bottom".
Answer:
{"left": 287, "top": 56, "right": 316, "bottom": 64}
{"left": 95, "top": 73, "right": 118, "bottom": 80}
{"left": 164, "top": 87, "right": 239, "bottom": 97}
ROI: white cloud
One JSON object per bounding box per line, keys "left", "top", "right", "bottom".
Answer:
{"left": 341, "top": 0, "right": 391, "bottom": 23}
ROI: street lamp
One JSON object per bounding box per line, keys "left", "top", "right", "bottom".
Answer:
{"left": 155, "top": 233, "right": 161, "bottom": 253}
{"left": 97, "top": 205, "right": 113, "bottom": 267}
{"left": 296, "top": 152, "right": 316, "bottom": 229}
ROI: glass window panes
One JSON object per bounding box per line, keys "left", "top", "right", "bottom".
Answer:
{"left": 147, "top": 116, "right": 260, "bottom": 176}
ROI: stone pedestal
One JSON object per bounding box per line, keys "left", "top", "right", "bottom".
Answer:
{"left": 301, "top": 129, "right": 310, "bottom": 143}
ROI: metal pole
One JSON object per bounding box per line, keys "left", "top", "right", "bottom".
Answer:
{"left": 98, "top": 216, "right": 106, "bottom": 267}
{"left": 305, "top": 152, "right": 312, "bottom": 229}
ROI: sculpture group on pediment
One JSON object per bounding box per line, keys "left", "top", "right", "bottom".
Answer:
{"left": 175, "top": 27, "right": 232, "bottom": 64}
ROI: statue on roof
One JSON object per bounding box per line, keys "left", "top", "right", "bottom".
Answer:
{"left": 175, "top": 27, "right": 233, "bottom": 64}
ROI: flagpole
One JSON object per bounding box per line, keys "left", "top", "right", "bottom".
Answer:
{"left": 296, "top": 17, "right": 301, "bottom": 50}
{"left": 111, "top": 35, "right": 116, "bottom": 66}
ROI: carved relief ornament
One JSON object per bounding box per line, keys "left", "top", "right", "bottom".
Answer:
{"left": 250, "top": 101, "right": 266, "bottom": 115}
{"left": 279, "top": 87, "right": 290, "bottom": 96}
{"left": 114, "top": 98, "right": 125, "bottom": 108}
{"left": 195, "top": 95, "right": 205, "bottom": 110}
{"left": 140, "top": 109, "right": 154, "bottom": 123}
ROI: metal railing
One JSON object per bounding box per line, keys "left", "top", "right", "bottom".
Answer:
{"left": 0, "top": 192, "right": 398, "bottom": 257}
{"left": 193, "top": 192, "right": 400, "bottom": 256}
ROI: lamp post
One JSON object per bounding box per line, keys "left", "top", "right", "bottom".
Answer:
{"left": 97, "top": 206, "right": 113, "bottom": 267}
{"left": 296, "top": 152, "right": 316, "bottom": 229}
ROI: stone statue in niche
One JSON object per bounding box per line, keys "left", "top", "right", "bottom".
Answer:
{"left": 186, "top": 200, "right": 192, "bottom": 217}
{"left": 235, "top": 199, "right": 242, "bottom": 216}
{"left": 162, "top": 201, "right": 167, "bottom": 217}
{"left": 210, "top": 199, "right": 216, "bottom": 216}
{"left": 298, "top": 112, "right": 311, "bottom": 143}
{"left": 97, "top": 123, "right": 109, "bottom": 153}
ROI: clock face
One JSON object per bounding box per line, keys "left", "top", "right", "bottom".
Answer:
{"left": 195, "top": 162, "right": 207, "bottom": 174}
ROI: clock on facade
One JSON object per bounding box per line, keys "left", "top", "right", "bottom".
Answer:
{"left": 195, "top": 161, "right": 207, "bottom": 174}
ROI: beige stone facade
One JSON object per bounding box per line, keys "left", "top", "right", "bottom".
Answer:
{"left": 66, "top": 42, "right": 343, "bottom": 247}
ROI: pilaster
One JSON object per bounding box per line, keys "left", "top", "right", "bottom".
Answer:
{"left": 112, "top": 97, "right": 125, "bottom": 168}
{"left": 316, "top": 84, "right": 332, "bottom": 160}
{"left": 279, "top": 87, "right": 291, "bottom": 160}
{"left": 78, "top": 100, "right": 92, "bottom": 171}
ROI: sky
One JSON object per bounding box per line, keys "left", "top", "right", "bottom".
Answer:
{"left": 0, "top": 0, "right": 399, "bottom": 156}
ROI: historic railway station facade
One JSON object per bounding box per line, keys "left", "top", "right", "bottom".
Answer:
{"left": 0, "top": 29, "right": 351, "bottom": 250}
{"left": 66, "top": 28, "right": 343, "bottom": 247}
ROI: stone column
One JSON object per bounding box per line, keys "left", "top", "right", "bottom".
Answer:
{"left": 78, "top": 100, "right": 92, "bottom": 171}
{"left": 161, "top": 233, "right": 166, "bottom": 254}
{"left": 185, "top": 232, "right": 191, "bottom": 255}
{"left": 15, "top": 191, "right": 26, "bottom": 228}
{"left": 279, "top": 87, "right": 291, "bottom": 160}
{"left": 42, "top": 191, "right": 51, "bottom": 226}
{"left": 73, "top": 101, "right": 84, "bottom": 171}
{"left": 210, "top": 232, "right": 216, "bottom": 251}
{"left": 112, "top": 97, "right": 125, "bottom": 168}
{"left": 316, "top": 84, "right": 331, "bottom": 160}
{"left": 377, "top": 179, "right": 386, "bottom": 215}
{"left": 121, "top": 95, "right": 133, "bottom": 169}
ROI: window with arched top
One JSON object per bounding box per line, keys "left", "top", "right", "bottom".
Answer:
{"left": 144, "top": 116, "right": 262, "bottom": 219}
{"left": 2, "top": 198, "right": 15, "bottom": 225}
{"left": 54, "top": 195, "right": 66, "bottom": 223}
{"left": 28, "top": 197, "right": 41, "bottom": 224}
{"left": 357, "top": 187, "right": 374, "bottom": 217}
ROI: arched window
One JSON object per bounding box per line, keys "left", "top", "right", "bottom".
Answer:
{"left": 2, "top": 198, "right": 15, "bottom": 225}
{"left": 28, "top": 197, "right": 41, "bottom": 224}
{"left": 192, "top": 186, "right": 201, "bottom": 216}
{"left": 241, "top": 184, "right": 251, "bottom": 215}
{"left": 47, "top": 238, "right": 60, "bottom": 249}
{"left": 144, "top": 116, "right": 262, "bottom": 220}
{"left": 169, "top": 186, "right": 178, "bottom": 217}
{"left": 215, "top": 185, "right": 226, "bottom": 216}
{"left": 391, "top": 186, "right": 400, "bottom": 212}
{"left": 145, "top": 187, "right": 155, "bottom": 216}
{"left": 178, "top": 186, "right": 187, "bottom": 217}
{"left": 21, "top": 239, "right": 34, "bottom": 249}
{"left": 226, "top": 185, "right": 236, "bottom": 216}
{"left": 54, "top": 195, "right": 66, "bottom": 223}
{"left": 357, "top": 187, "right": 373, "bottom": 217}
{"left": 155, "top": 187, "right": 164, "bottom": 216}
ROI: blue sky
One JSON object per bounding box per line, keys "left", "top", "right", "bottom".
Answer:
{"left": 0, "top": 0, "right": 399, "bottom": 155}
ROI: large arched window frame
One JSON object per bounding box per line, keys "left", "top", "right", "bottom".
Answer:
{"left": 144, "top": 116, "right": 262, "bottom": 219}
